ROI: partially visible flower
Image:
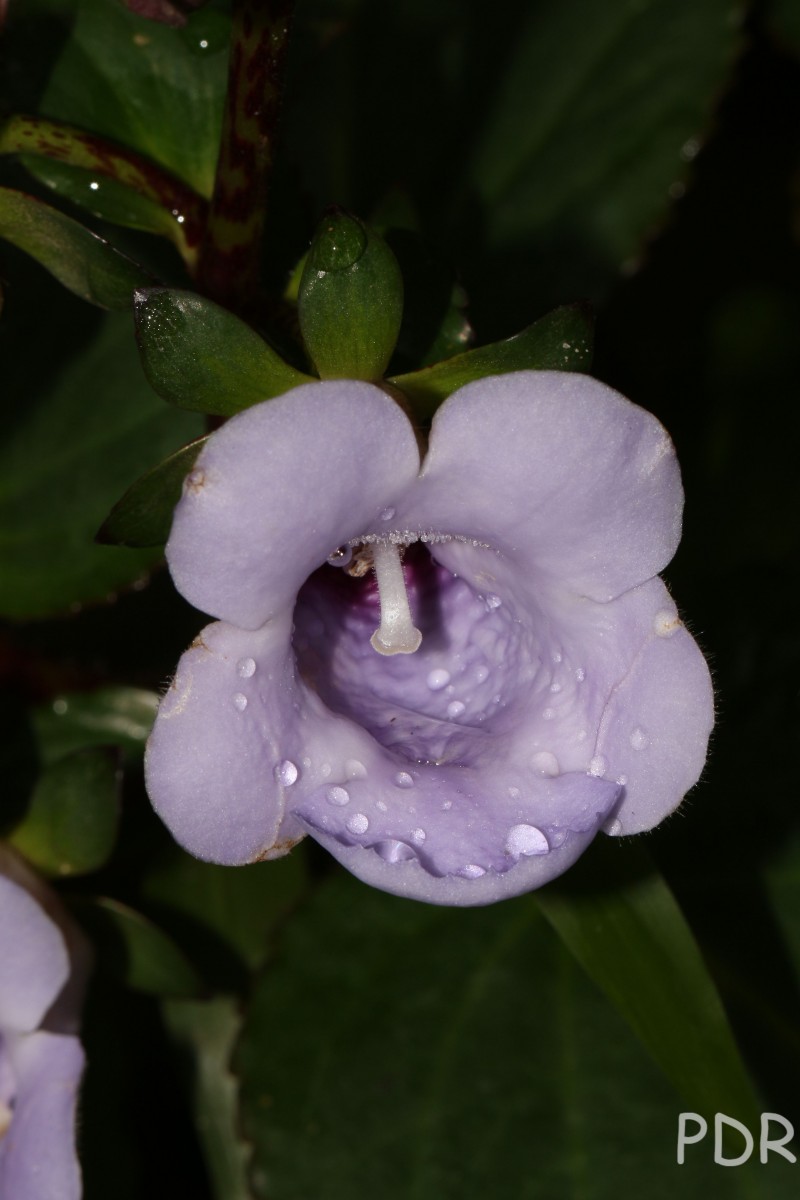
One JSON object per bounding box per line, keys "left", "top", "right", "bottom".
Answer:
{"left": 0, "top": 848, "right": 88, "bottom": 1199}
{"left": 146, "top": 371, "right": 713, "bottom": 905}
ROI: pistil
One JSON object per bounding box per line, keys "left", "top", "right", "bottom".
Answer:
{"left": 369, "top": 541, "right": 422, "bottom": 656}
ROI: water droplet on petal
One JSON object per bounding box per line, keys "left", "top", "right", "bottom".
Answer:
{"left": 617, "top": 775, "right": 628, "bottom": 786}
{"left": 630, "top": 726, "right": 649, "bottom": 750}
{"left": 549, "top": 682, "right": 562, "bottom": 693}
{"left": 346, "top": 812, "right": 369, "bottom": 835}
{"left": 411, "top": 828, "right": 426, "bottom": 843}
{"left": 236, "top": 657, "right": 256, "bottom": 678}
{"left": 575, "top": 667, "right": 586, "bottom": 682}
{"left": 506, "top": 824, "right": 549, "bottom": 857}
{"left": 321, "top": 762, "right": 332, "bottom": 778}
{"left": 486, "top": 594, "right": 502, "bottom": 609}
{"left": 327, "top": 545, "right": 353, "bottom": 568}
{"left": 345, "top": 759, "right": 367, "bottom": 779}
{"left": 460, "top": 864, "right": 486, "bottom": 879}
{"left": 326, "top": 786, "right": 350, "bottom": 806}
{"left": 589, "top": 755, "right": 607, "bottom": 777}
{"left": 426, "top": 668, "right": 451, "bottom": 691}
{"left": 232, "top": 693, "right": 248, "bottom": 712}
{"left": 531, "top": 751, "right": 559, "bottom": 777}
{"left": 654, "top": 609, "right": 680, "bottom": 637}
{"left": 442, "top": 799, "right": 453, "bottom": 811}
{"left": 552, "top": 649, "right": 563, "bottom": 664}
{"left": 605, "top": 817, "right": 623, "bottom": 836}
{"left": 395, "top": 771, "right": 414, "bottom": 788}
{"left": 380, "top": 506, "right": 396, "bottom": 521}
{"left": 275, "top": 760, "right": 298, "bottom": 786}
{"left": 375, "top": 839, "right": 417, "bottom": 863}
{"left": 446, "top": 700, "right": 466, "bottom": 719}
{"left": 376, "top": 799, "right": 388, "bottom": 812}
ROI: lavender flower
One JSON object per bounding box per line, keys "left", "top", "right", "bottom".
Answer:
{"left": 0, "top": 849, "right": 88, "bottom": 1198}
{"left": 145, "top": 371, "right": 713, "bottom": 905}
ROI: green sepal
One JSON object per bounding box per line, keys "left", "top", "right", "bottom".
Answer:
{"left": 0, "top": 186, "right": 152, "bottom": 309}
{"left": 298, "top": 209, "right": 403, "bottom": 380}
{"left": 74, "top": 896, "right": 205, "bottom": 998}
{"left": 390, "top": 303, "right": 593, "bottom": 419}
{"left": 8, "top": 746, "right": 121, "bottom": 877}
{"left": 97, "top": 436, "right": 209, "bottom": 548}
{"left": 134, "top": 288, "right": 314, "bottom": 415}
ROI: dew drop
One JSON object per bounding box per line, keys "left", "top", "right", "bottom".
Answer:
{"left": 275, "top": 759, "right": 298, "bottom": 786}
{"left": 345, "top": 758, "right": 367, "bottom": 779}
{"left": 376, "top": 799, "right": 388, "bottom": 812}
{"left": 327, "top": 545, "right": 353, "bottom": 568}
{"left": 320, "top": 762, "right": 332, "bottom": 778}
{"left": 549, "top": 682, "right": 562, "bottom": 693}
{"left": 346, "top": 812, "right": 369, "bottom": 835}
{"left": 617, "top": 775, "right": 628, "bottom": 786}
{"left": 552, "top": 649, "right": 563, "bottom": 664}
{"left": 395, "top": 771, "right": 414, "bottom": 788}
{"left": 575, "top": 667, "right": 586, "bottom": 683}
{"left": 531, "top": 751, "right": 559, "bottom": 777}
{"left": 486, "top": 594, "right": 502, "bottom": 610}
{"left": 506, "top": 824, "right": 549, "bottom": 857}
{"left": 326, "top": 786, "right": 350, "bottom": 806}
{"left": 460, "top": 864, "right": 486, "bottom": 879}
{"left": 654, "top": 609, "right": 680, "bottom": 637}
{"left": 442, "top": 799, "right": 453, "bottom": 811}
{"left": 375, "top": 839, "right": 416, "bottom": 863}
{"left": 605, "top": 818, "right": 623, "bottom": 836}
{"left": 232, "top": 693, "right": 248, "bottom": 712}
{"left": 447, "top": 700, "right": 466, "bottom": 719}
{"left": 236, "top": 657, "right": 256, "bottom": 679}
{"left": 411, "top": 828, "right": 427, "bottom": 843}
{"left": 588, "top": 755, "right": 607, "bottom": 777}
{"left": 630, "top": 727, "right": 649, "bottom": 750}
{"left": 427, "top": 668, "right": 451, "bottom": 691}
{"left": 380, "top": 506, "right": 396, "bottom": 521}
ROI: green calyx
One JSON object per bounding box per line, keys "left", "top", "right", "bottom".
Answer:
{"left": 298, "top": 209, "right": 403, "bottom": 381}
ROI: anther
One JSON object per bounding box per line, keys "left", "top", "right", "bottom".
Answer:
{"left": 369, "top": 541, "right": 422, "bottom": 656}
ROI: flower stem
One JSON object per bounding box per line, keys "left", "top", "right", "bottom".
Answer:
{"left": 197, "top": 0, "right": 295, "bottom": 311}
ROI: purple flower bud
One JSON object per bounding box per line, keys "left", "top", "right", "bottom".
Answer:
{"left": 0, "top": 850, "right": 88, "bottom": 1197}
{"left": 146, "top": 372, "right": 713, "bottom": 905}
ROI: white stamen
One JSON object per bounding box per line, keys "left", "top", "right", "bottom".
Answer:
{"left": 369, "top": 541, "right": 422, "bottom": 656}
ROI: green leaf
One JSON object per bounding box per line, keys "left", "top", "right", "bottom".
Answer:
{"left": 76, "top": 896, "right": 205, "bottom": 997}
{"left": 143, "top": 845, "right": 307, "bottom": 978}
{"left": 9, "top": 746, "right": 120, "bottom": 876}
{"left": 0, "top": 186, "right": 152, "bottom": 308}
{"left": 535, "top": 841, "right": 762, "bottom": 1129}
{"left": 134, "top": 288, "right": 314, "bottom": 415}
{"left": 238, "top": 874, "right": 782, "bottom": 1200}
{"left": 468, "top": 0, "right": 742, "bottom": 301}
{"left": 32, "top": 687, "right": 159, "bottom": 764}
{"left": 98, "top": 436, "right": 208, "bottom": 548}
{"left": 0, "top": 311, "right": 203, "bottom": 618}
{"left": 298, "top": 209, "right": 404, "bottom": 380}
{"left": 41, "top": 0, "right": 230, "bottom": 197}
{"left": 390, "top": 304, "right": 593, "bottom": 418}
{"left": 162, "top": 998, "right": 255, "bottom": 1200}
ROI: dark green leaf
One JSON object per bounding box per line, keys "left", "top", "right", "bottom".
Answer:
{"left": 32, "top": 687, "right": 159, "bottom": 764}
{"left": 298, "top": 210, "right": 404, "bottom": 380}
{"left": 390, "top": 304, "right": 593, "bottom": 418}
{"left": 9, "top": 746, "right": 120, "bottom": 876}
{"left": 98, "top": 436, "right": 208, "bottom": 548}
{"left": 535, "top": 841, "right": 762, "bottom": 1129}
{"left": 41, "top": 0, "right": 229, "bottom": 197}
{"left": 238, "top": 874, "right": 782, "bottom": 1200}
{"left": 0, "top": 312, "right": 203, "bottom": 618}
{"left": 134, "top": 288, "right": 313, "bottom": 415}
{"left": 468, "top": 0, "right": 742, "bottom": 302}
{"left": 76, "top": 896, "right": 205, "bottom": 997}
{"left": 0, "top": 186, "right": 152, "bottom": 308}
{"left": 143, "top": 846, "right": 307, "bottom": 976}
{"left": 162, "top": 998, "right": 255, "bottom": 1200}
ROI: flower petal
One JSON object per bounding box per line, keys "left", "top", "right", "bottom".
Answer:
{"left": 145, "top": 618, "right": 304, "bottom": 863}
{"left": 166, "top": 381, "right": 421, "bottom": 629}
{"left": 0, "top": 1032, "right": 84, "bottom": 1200}
{"left": 0, "top": 877, "right": 69, "bottom": 1034}
{"left": 395, "top": 371, "right": 683, "bottom": 603}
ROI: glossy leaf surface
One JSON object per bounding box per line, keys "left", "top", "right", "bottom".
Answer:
{"left": 98, "top": 436, "right": 209, "bottom": 548}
